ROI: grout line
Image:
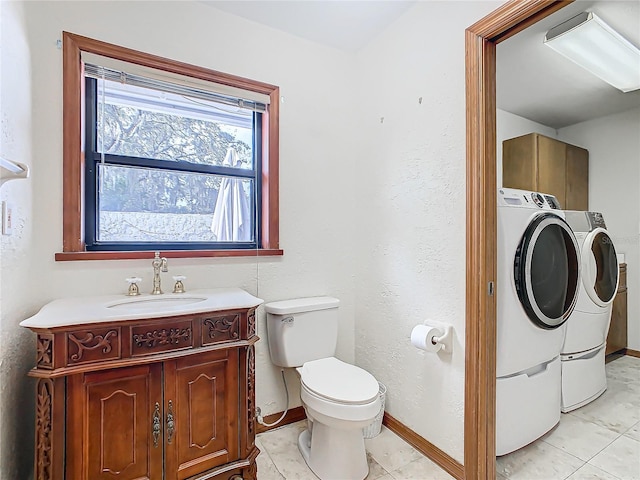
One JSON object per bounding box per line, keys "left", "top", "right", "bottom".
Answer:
{"left": 622, "top": 420, "right": 640, "bottom": 439}
{"left": 255, "top": 437, "right": 287, "bottom": 479}
{"left": 583, "top": 462, "right": 624, "bottom": 480}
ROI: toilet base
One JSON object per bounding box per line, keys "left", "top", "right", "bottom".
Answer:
{"left": 298, "top": 425, "right": 369, "bottom": 480}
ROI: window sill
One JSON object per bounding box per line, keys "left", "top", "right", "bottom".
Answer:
{"left": 55, "top": 249, "right": 284, "bottom": 262}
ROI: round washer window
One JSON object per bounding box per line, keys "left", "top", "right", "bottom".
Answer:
{"left": 590, "top": 231, "right": 618, "bottom": 304}
{"left": 514, "top": 213, "right": 580, "bottom": 329}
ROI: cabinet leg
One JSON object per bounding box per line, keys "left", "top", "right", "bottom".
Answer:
{"left": 241, "top": 458, "right": 258, "bottom": 480}
{"left": 35, "top": 378, "right": 64, "bottom": 480}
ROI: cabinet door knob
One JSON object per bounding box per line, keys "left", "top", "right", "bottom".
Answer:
{"left": 166, "top": 399, "right": 175, "bottom": 444}
{"left": 152, "top": 402, "right": 161, "bottom": 448}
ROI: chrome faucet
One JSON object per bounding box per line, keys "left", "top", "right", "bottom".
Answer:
{"left": 151, "top": 252, "right": 168, "bottom": 295}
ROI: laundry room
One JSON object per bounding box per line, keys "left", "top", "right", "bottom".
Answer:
{"left": 495, "top": 0, "right": 640, "bottom": 476}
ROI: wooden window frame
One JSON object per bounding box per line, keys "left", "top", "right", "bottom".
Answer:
{"left": 57, "top": 32, "right": 282, "bottom": 261}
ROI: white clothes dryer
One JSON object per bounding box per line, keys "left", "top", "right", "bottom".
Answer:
{"left": 496, "top": 188, "right": 581, "bottom": 456}
{"left": 561, "top": 211, "right": 619, "bottom": 412}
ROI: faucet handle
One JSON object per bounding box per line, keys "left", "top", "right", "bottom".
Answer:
{"left": 172, "top": 275, "right": 186, "bottom": 294}
{"left": 126, "top": 277, "right": 142, "bottom": 296}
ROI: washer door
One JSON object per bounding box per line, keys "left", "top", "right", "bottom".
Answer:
{"left": 582, "top": 228, "right": 619, "bottom": 307}
{"left": 514, "top": 213, "right": 580, "bottom": 329}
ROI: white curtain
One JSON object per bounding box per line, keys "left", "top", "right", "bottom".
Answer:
{"left": 210, "top": 148, "right": 251, "bottom": 242}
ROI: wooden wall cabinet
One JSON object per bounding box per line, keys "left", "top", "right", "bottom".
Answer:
{"left": 607, "top": 263, "right": 628, "bottom": 355}
{"left": 26, "top": 305, "right": 259, "bottom": 480}
{"left": 502, "top": 133, "right": 589, "bottom": 210}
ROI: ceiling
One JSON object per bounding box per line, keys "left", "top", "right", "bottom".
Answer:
{"left": 203, "top": 1, "right": 415, "bottom": 52}
{"left": 203, "top": 0, "right": 640, "bottom": 129}
{"left": 497, "top": 0, "right": 640, "bottom": 129}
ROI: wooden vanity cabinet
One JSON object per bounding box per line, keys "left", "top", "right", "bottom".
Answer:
{"left": 606, "top": 263, "right": 628, "bottom": 355}
{"left": 27, "top": 307, "right": 259, "bottom": 480}
{"left": 503, "top": 133, "right": 589, "bottom": 210}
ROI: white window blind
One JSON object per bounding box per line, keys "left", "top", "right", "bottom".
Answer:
{"left": 81, "top": 51, "right": 269, "bottom": 112}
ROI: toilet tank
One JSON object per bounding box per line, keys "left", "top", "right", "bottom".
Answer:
{"left": 264, "top": 297, "right": 340, "bottom": 368}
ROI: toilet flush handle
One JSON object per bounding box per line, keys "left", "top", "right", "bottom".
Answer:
{"left": 282, "top": 316, "right": 294, "bottom": 324}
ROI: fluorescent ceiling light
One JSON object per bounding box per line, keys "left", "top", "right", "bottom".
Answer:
{"left": 544, "top": 11, "right": 640, "bottom": 93}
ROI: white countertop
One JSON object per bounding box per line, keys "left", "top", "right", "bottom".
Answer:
{"left": 20, "top": 288, "right": 263, "bottom": 329}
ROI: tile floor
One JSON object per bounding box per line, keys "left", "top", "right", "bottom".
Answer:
{"left": 497, "top": 354, "right": 640, "bottom": 480}
{"left": 256, "top": 355, "right": 640, "bottom": 480}
{"left": 256, "top": 420, "right": 455, "bottom": 480}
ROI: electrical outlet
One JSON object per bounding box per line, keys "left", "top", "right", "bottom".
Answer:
{"left": 2, "top": 201, "right": 13, "bottom": 235}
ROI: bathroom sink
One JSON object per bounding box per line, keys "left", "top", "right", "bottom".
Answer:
{"left": 106, "top": 296, "right": 207, "bottom": 312}
{"left": 20, "top": 288, "right": 263, "bottom": 328}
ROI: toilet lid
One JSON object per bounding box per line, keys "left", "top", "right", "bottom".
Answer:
{"left": 299, "top": 357, "right": 379, "bottom": 404}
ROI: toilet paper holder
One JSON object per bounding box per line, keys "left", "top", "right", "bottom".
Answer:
{"left": 430, "top": 325, "right": 453, "bottom": 353}
{"left": 411, "top": 321, "right": 453, "bottom": 354}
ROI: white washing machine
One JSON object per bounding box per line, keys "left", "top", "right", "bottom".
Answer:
{"left": 561, "top": 211, "right": 619, "bottom": 413}
{"left": 497, "top": 188, "right": 581, "bottom": 456}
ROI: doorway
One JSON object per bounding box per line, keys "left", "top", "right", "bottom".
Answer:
{"left": 464, "top": 1, "right": 573, "bottom": 479}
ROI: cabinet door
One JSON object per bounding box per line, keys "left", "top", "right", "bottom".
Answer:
{"left": 68, "top": 364, "right": 163, "bottom": 480}
{"left": 607, "top": 264, "right": 628, "bottom": 355}
{"left": 536, "top": 135, "right": 567, "bottom": 207}
{"left": 164, "top": 349, "right": 239, "bottom": 480}
{"left": 503, "top": 133, "right": 537, "bottom": 191}
{"left": 565, "top": 144, "right": 589, "bottom": 210}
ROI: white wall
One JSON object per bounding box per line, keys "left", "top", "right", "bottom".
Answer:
{"left": 354, "top": 1, "right": 502, "bottom": 462}
{"left": 0, "top": 3, "right": 36, "bottom": 478}
{"left": 559, "top": 107, "right": 640, "bottom": 351}
{"left": 1, "top": 2, "right": 360, "bottom": 477}
{"left": 496, "top": 109, "right": 557, "bottom": 186}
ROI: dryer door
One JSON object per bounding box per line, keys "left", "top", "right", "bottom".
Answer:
{"left": 514, "top": 213, "right": 580, "bottom": 329}
{"left": 582, "top": 228, "right": 619, "bottom": 307}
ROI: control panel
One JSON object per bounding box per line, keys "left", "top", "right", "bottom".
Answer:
{"left": 588, "top": 211, "right": 607, "bottom": 229}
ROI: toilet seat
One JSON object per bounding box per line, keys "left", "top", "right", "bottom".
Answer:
{"left": 298, "top": 357, "right": 379, "bottom": 405}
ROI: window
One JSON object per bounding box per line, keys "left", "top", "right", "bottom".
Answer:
{"left": 58, "top": 32, "right": 281, "bottom": 260}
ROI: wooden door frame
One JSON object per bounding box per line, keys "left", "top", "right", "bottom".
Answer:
{"left": 464, "top": 1, "right": 572, "bottom": 478}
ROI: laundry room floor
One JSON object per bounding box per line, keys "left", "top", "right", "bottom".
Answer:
{"left": 256, "top": 355, "right": 640, "bottom": 480}
{"left": 498, "top": 354, "right": 640, "bottom": 480}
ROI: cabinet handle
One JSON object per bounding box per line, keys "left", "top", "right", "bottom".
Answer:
{"left": 152, "top": 402, "right": 161, "bottom": 448}
{"left": 166, "top": 400, "right": 175, "bottom": 444}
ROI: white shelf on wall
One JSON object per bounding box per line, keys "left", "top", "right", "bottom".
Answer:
{"left": 0, "top": 156, "right": 30, "bottom": 187}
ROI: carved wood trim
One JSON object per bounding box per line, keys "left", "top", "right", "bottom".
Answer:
{"left": 35, "top": 379, "right": 53, "bottom": 480}
{"left": 247, "top": 346, "right": 256, "bottom": 445}
{"left": 247, "top": 308, "right": 256, "bottom": 338}
{"left": 133, "top": 327, "right": 192, "bottom": 348}
{"left": 36, "top": 334, "right": 54, "bottom": 369}
{"left": 242, "top": 459, "right": 258, "bottom": 480}
{"left": 68, "top": 330, "right": 118, "bottom": 362}
{"left": 203, "top": 315, "right": 239, "bottom": 342}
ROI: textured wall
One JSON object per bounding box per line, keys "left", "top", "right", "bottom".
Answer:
{"left": 1, "top": 3, "right": 37, "bottom": 479}
{"left": 559, "top": 108, "right": 640, "bottom": 350}
{"left": 353, "top": 1, "right": 502, "bottom": 462}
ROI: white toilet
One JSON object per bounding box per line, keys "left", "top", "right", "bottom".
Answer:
{"left": 264, "top": 297, "right": 381, "bottom": 480}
